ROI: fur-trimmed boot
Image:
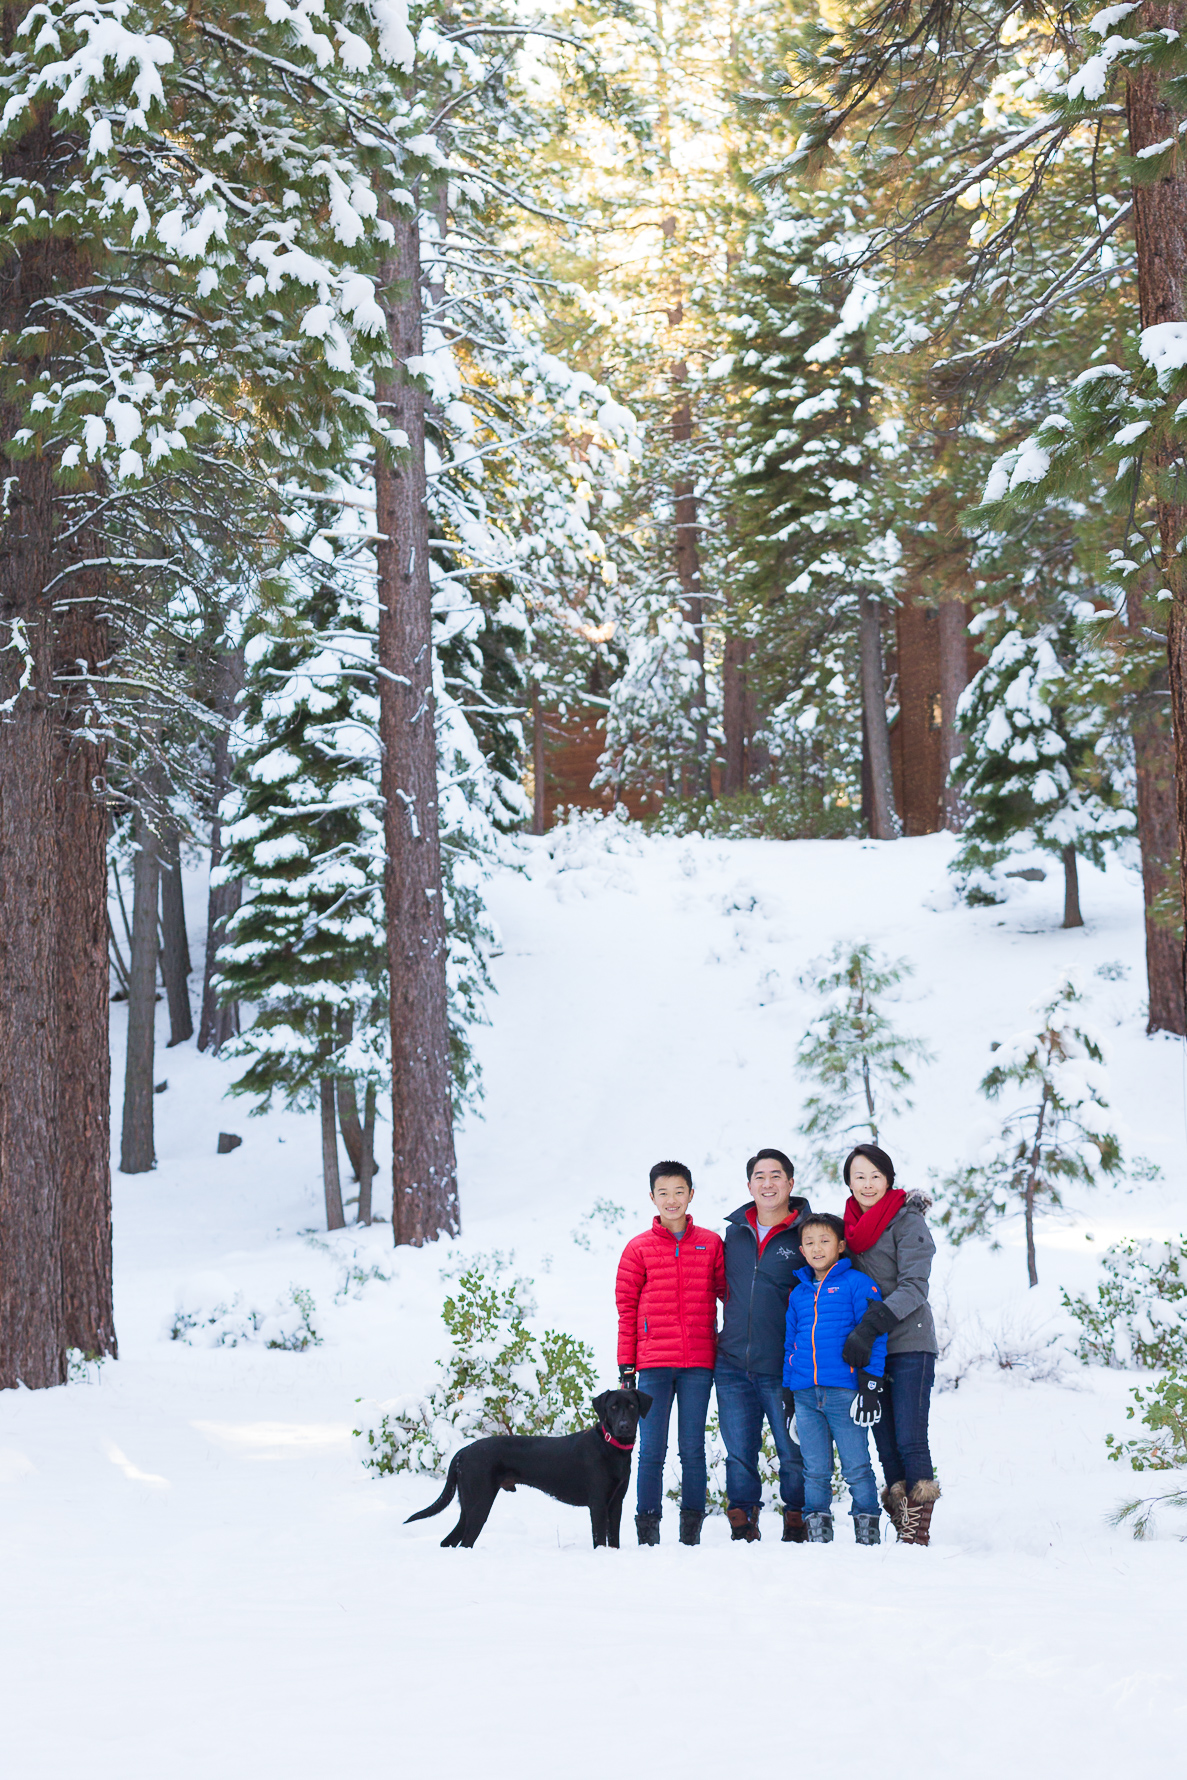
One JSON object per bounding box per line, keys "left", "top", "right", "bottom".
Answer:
{"left": 853, "top": 1512, "right": 881, "bottom": 1546}
{"left": 899, "top": 1479, "right": 941, "bottom": 1546}
{"left": 726, "top": 1505, "right": 761, "bottom": 1542}
{"left": 882, "top": 1480, "right": 908, "bottom": 1539}
{"left": 782, "top": 1508, "right": 807, "bottom": 1544}
{"left": 635, "top": 1512, "right": 661, "bottom": 1546}
{"left": 803, "top": 1510, "right": 834, "bottom": 1543}
{"left": 679, "top": 1510, "right": 704, "bottom": 1546}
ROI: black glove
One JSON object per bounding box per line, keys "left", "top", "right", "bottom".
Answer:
{"left": 841, "top": 1299, "right": 898, "bottom": 1370}
{"left": 849, "top": 1371, "right": 884, "bottom": 1427}
{"left": 781, "top": 1387, "right": 798, "bottom": 1444}
{"left": 619, "top": 1368, "right": 638, "bottom": 1392}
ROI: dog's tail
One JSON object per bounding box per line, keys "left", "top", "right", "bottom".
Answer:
{"left": 405, "top": 1451, "right": 461, "bottom": 1524}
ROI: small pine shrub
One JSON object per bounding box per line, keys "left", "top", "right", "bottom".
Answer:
{"left": 1062, "top": 1237, "right": 1187, "bottom": 1369}
{"left": 1106, "top": 1372, "right": 1187, "bottom": 1537}
{"left": 355, "top": 1264, "right": 598, "bottom": 1477}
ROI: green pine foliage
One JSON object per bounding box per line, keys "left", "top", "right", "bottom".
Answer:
{"left": 796, "top": 941, "right": 933, "bottom": 1182}
{"left": 1062, "top": 1236, "right": 1187, "bottom": 1371}
{"left": 1106, "top": 1373, "right": 1187, "bottom": 1538}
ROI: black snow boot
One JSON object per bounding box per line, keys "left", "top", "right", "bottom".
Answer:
{"left": 635, "top": 1512, "right": 661, "bottom": 1546}
{"left": 853, "top": 1512, "right": 881, "bottom": 1546}
{"left": 803, "top": 1510, "right": 834, "bottom": 1544}
{"left": 679, "top": 1510, "right": 704, "bottom": 1546}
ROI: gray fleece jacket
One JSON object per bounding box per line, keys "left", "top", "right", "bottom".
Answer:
{"left": 849, "top": 1192, "right": 938, "bottom": 1356}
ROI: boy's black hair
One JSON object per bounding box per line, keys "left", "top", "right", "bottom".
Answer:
{"left": 842, "top": 1143, "right": 896, "bottom": 1187}
{"left": 650, "top": 1160, "right": 693, "bottom": 1192}
{"left": 800, "top": 1211, "right": 846, "bottom": 1242}
{"left": 746, "top": 1147, "right": 795, "bottom": 1180}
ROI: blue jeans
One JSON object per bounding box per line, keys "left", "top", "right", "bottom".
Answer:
{"left": 636, "top": 1368, "right": 715, "bottom": 1515}
{"left": 714, "top": 1362, "right": 805, "bottom": 1511}
{"left": 873, "top": 1351, "right": 936, "bottom": 1492}
{"left": 793, "top": 1385, "right": 880, "bottom": 1517}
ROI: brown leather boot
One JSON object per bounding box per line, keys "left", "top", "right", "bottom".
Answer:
{"left": 882, "top": 1480, "right": 908, "bottom": 1539}
{"left": 726, "top": 1505, "right": 761, "bottom": 1542}
{"left": 781, "top": 1508, "right": 806, "bottom": 1544}
{"left": 899, "top": 1479, "right": 940, "bottom": 1546}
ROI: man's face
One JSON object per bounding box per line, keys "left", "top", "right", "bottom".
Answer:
{"left": 749, "top": 1158, "right": 792, "bottom": 1223}
{"left": 651, "top": 1175, "right": 693, "bottom": 1225}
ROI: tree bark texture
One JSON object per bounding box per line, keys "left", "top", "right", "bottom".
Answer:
{"left": 858, "top": 591, "right": 900, "bottom": 839}
{"left": 54, "top": 572, "right": 115, "bottom": 1358}
{"left": 531, "top": 683, "right": 545, "bottom": 835}
{"left": 376, "top": 204, "right": 459, "bottom": 1247}
{"left": 159, "top": 822, "right": 193, "bottom": 1046}
{"left": 1126, "top": 581, "right": 1185, "bottom": 1032}
{"left": 938, "top": 599, "right": 970, "bottom": 831}
{"left": 336, "top": 1075, "right": 364, "bottom": 1180}
{"left": 722, "top": 635, "right": 749, "bottom": 796}
{"left": 0, "top": 453, "right": 65, "bottom": 1389}
{"left": 1061, "top": 845, "right": 1084, "bottom": 930}
{"left": 119, "top": 799, "right": 158, "bottom": 1174}
{"left": 671, "top": 370, "right": 709, "bottom": 795}
{"left": 1127, "top": 21, "right": 1187, "bottom": 1017}
{"left": 319, "top": 1077, "right": 346, "bottom": 1232}
{"left": 198, "top": 650, "right": 243, "bottom": 1053}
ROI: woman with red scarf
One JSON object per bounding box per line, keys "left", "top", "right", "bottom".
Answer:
{"left": 838, "top": 1143, "right": 940, "bottom": 1545}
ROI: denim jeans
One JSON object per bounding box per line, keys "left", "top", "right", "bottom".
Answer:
{"left": 872, "top": 1351, "right": 936, "bottom": 1492}
{"left": 792, "top": 1385, "right": 880, "bottom": 1517}
{"left": 713, "top": 1362, "right": 805, "bottom": 1511}
{"left": 636, "top": 1367, "right": 715, "bottom": 1515}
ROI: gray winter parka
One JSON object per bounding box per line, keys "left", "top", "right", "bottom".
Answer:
{"left": 849, "top": 1191, "right": 938, "bottom": 1357}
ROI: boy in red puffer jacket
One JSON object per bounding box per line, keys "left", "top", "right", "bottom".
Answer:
{"left": 615, "top": 1161, "right": 726, "bottom": 1548}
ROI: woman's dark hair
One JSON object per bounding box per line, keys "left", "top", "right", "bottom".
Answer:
{"left": 650, "top": 1160, "right": 693, "bottom": 1192}
{"left": 800, "top": 1212, "right": 846, "bottom": 1241}
{"left": 746, "top": 1147, "right": 795, "bottom": 1180}
{"left": 842, "top": 1143, "right": 896, "bottom": 1187}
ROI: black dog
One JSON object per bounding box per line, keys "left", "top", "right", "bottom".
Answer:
{"left": 405, "top": 1388, "right": 652, "bottom": 1549}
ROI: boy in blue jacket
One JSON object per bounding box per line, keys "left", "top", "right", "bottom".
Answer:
{"left": 783, "top": 1212, "right": 887, "bottom": 1545}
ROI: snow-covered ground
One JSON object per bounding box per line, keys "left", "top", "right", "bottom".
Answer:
{"left": 4, "top": 825, "right": 1187, "bottom": 1777}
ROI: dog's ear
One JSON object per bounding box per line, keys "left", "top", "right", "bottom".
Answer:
{"left": 592, "top": 1390, "right": 612, "bottom": 1421}
{"left": 634, "top": 1389, "right": 653, "bottom": 1419}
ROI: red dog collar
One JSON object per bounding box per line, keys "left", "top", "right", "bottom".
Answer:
{"left": 602, "top": 1427, "right": 635, "bottom": 1452}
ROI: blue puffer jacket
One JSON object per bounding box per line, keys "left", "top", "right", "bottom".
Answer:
{"left": 783, "top": 1258, "right": 888, "bottom": 1390}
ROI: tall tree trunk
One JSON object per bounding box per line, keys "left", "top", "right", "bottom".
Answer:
{"left": 55, "top": 571, "right": 115, "bottom": 1358}
{"left": 198, "top": 649, "right": 243, "bottom": 1052}
{"left": 531, "top": 683, "right": 546, "bottom": 835}
{"left": 0, "top": 454, "right": 65, "bottom": 1389}
{"left": 858, "top": 590, "right": 899, "bottom": 840}
{"left": 376, "top": 200, "right": 459, "bottom": 1247}
{"left": 358, "top": 1083, "right": 376, "bottom": 1227}
{"left": 1061, "top": 844, "right": 1084, "bottom": 929}
{"left": 336, "top": 1076, "right": 365, "bottom": 1181}
{"left": 319, "top": 1077, "right": 346, "bottom": 1232}
{"left": 1127, "top": 584, "right": 1186, "bottom": 1032}
{"left": 672, "top": 365, "right": 709, "bottom": 793}
{"left": 938, "top": 599, "right": 969, "bottom": 831}
{"left": 159, "top": 822, "right": 193, "bottom": 1046}
{"left": 1127, "top": 22, "right": 1187, "bottom": 1019}
{"left": 723, "top": 634, "right": 748, "bottom": 796}
{"left": 120, "top": 798, "right": 159, "bottom": 1174}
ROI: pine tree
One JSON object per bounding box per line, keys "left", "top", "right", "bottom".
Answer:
{"left": 795, "top": 941, "right": 933, "bottom": 1183}
{"left": 936, "top": 974, "right": 1126, "bottom": 1286}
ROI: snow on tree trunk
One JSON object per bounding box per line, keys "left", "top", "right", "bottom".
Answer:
{"left": 0, "top": 455, "right": 65, "bottom": 1389}
{"left": 1126, "top": 20, "right": 1187, "bottom": 1021}
{"left": 319, "top": 1077, "right": 346, "bottom": 1233}
{"left": 938, "top": 599, "right": 969, "bottom": 832}
{"left": 55, "top": 579, "right": 115, "bottom": 1360}
{"left": 858, "top": 590, "right": 899, "bottom": 840}
{"left": 120, "top": 799, "right": 159, "bottom": 1175}
{"left": 1061, "top": 845, "right": 1084, "bottom": 930}
{"left": 160, "top": 821, "right": 193, "bottom": 1047}
{"left": 376, "top": 203, "right": 459, "bottom": 1247}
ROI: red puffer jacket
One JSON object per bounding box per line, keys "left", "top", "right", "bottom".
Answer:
{"left": 615, "top": 1216, "right": 726, "bottom": 1370}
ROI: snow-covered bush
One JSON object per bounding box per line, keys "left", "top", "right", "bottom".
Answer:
{"left": 355, "top": 1265, "right": 597, "bottom": 1477}
{"left": 936, "top": 1308, "right": 1067, "bottom": 1392}
{"left": 1062, "top": 1238, "right": 1187, "bottom": 1369}
{"left": 170, "top": 1282, "right": 320, "bottom": 1351}
{"left": 796, "top": 940, "right": 932, "bottom": 1181}
{"left": 1106, "top": 1373, "right": 1187, "bottom": 1537}
{"left": 934, "top": 974, "right": 1126, "bottom": 1286}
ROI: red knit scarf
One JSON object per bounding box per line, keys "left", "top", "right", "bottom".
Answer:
{"left": 843, "top": 1188, "right": 906, "bottom": 1254}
